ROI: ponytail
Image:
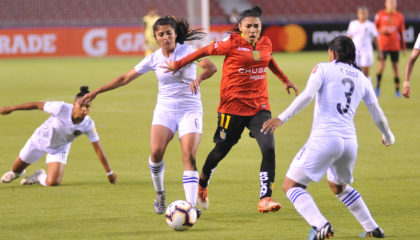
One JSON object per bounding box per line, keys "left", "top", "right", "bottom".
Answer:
{"left": 229, "top": 6, "right": 263, "bottom": 34}
{"left": 328, "top": 35, "right": 360, "bottom": 70}
{"left": 153, "top": 16, "right": 207, "bottom": 44}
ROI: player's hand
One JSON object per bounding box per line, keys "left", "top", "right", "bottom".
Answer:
{"left": 108, "top": 172, "right": 118, "bottom": 184}
{"left": 0, "top": 106, "right": 13, "bottom": 115}
{"left": 190, "top": 77, "right": 202, "bottom": 95}
{"left": 78, "top": 92, "right": 97, "bottom": 105}
{"left": 162, "top": 60, "right": 179, "bottom": 74}
{"left": 284, "top": 81, "right": 299, "bottom": 96}
{"left": 402, "top": 49, "right": 407, "bottom": 57}
{"left": 261, "top": 118, "right": 283, "bottom": 135}
{"left": 402, "top": 85, "right": 411, "bottom": 98}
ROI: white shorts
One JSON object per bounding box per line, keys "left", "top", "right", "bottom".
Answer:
{"left": 286, "top": 136, "right": 358, "bottom": 185}
{"left": 152, "top": 108, "right": 203, "bottom": 139}
{"left": 19, "top": 138, "right": 69, "bottom": 165}
{"left": 356, "top": 50, "right": 374, "bottom": 67}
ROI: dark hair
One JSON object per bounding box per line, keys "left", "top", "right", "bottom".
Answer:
{"left": 328, "top": 36, "right": 360, "bottom": 70}
{"left": 153, "top": 16, "right": 207, "bottom": 44}
{"left": 230, "top": 6, "right": 262, "bottom": 34}
{"left": 75, "top": 86, "right": 89, "bottom": 100}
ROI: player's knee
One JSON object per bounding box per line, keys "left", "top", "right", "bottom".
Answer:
{"left": 328, "top": 181, "right": 346, "bottom": 195}
{"left": 150, "top": 147, "right": 166, "bottom": 161}
{"left": 46, "top": 178, "right": 61, "bottom": 186}
{"left": 182, "top": 153, "right": 197, "bottom": 168}
{"left": 212, "top": 143, "right": 232, "bottom": 160}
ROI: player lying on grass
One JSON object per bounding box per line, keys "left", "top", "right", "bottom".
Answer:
{"left": 403, "top": 32, "right": 420, "bottom": 98}
{"left": 262, "top": 36, "right": 394, "bottom": 239}
{"left": 0, "top": 86, "right": 117, "bottom": 186}
{"left": 78, "top": 16, "right": 217, "bottom": 217}
{"left": 163, "top": 6, "right": 299, "bottom": 213}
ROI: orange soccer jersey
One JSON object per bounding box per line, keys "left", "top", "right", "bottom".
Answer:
{"left": 374, "top": 10, "right": 406, "bottom": 51}
{"left": 175, "top": 34, "right": 289, "bottom": 116}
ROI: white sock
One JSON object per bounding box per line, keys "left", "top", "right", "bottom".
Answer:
{"left": 287, "top": 187, "right": 328, "bottom": 229}
{"left": 38, "top": 173, "right": 47, "bottom": 186}
{"left": 336, "top": 185, "right": 379, "bottom": 232}
{"left": 183, "top": 171, "right": 199, "bottom": 207}
{"left": 149, "top": 156, "right": 165, "bottom": 192}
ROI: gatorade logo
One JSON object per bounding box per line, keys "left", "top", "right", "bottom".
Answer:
{"left": 263, "top": 24, "right": 307, "bottom": 52}
{"left": 83, "top": 28, "right": 107, "bottom": 57}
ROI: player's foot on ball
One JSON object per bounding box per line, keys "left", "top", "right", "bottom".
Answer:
{"left": 258, "top": 197, "right": 281, "bottom": 213}
{"left": 395, "top": 91, "right": 402, "bottom": 98}
{"left": 195, "top": 207, "right": 201, "bottom": 219}
{"left": 359, "top": 227, "right": 384, "bottom": 238}
{"left": 197, "top": 184, "right": 209, "bottom": 210}
{"left": 1, "top": 170, "right": 26, "bottom": 183}
{"left": 154, "top": 189, "right": 166, "bottom": 215}
{"left": 308, "top": 222, "right": 334, "bottom": 240}
{"left": 20, "top": 169, "right": 45, "bottom": 185}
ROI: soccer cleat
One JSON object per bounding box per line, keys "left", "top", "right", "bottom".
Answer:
{"left": 195, "top": 207, "right": 201, "bottom": 219}
{"left": 395, "top": 91, "right": 402, "bottom": 98}
{"left": 258, "top": 197, "right": 281, "bottom": 213}
{"left": 308, "top": 222, "right": 334, "bottom": 240}
{"left": 1, "top": 170, "right": 26, "bottom": 183}
{"left": 359, "top": 227, "right": 385, "bottom": 238}
{"left": 154, "top": 189, "right": 166, "bottom": 215}
{"left": 375, "top": 87, "right": 380, "bottom": 97}
{"left": 197, "top": 184, "right": 209, "bottom": 210}
{"left": 20, "top": 169, "right": 45, "bottom": 185}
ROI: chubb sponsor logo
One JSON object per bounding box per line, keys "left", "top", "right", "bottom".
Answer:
{"left": 238, "top": 67, "right": 267, "bottom": 74}
{"left": 237, "top": 47, "right": 250, "bottom": 51}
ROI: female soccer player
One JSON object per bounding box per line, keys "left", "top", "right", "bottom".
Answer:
{"left": 374, "top": 0, "right": 407, "bottom": 97}
{"left": 0, "top": 87, "right": 118, "bottom": 186}
{"left": 163, "top": 6, "right": 298, "bottom": 213}
{"left": 78, "top": 16, "right": 217, "bottom": 215}
{"left": 403, "top": 33, "right": 420, "bottom": 98}
{"left": 262, "top": 36, "right": 394, "bottom": 239}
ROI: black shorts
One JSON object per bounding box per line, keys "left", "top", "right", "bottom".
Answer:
{"left": 381, "top": 51, "right": 399, "bottom": 62}
{"left": 213, "top": 110, "right": 271, "bottom": 146}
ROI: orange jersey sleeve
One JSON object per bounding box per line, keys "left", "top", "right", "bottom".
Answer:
{"left": 375, "top": 10, "right": 406, "bottom": 51}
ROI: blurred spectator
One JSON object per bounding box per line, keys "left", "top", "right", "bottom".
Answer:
{"left": 143, "top": 7, "right": 160, "bottom": 56}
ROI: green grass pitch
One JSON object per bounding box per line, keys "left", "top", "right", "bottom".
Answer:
{"left": 1, "top": 52, "right": 419, "bottom": 239}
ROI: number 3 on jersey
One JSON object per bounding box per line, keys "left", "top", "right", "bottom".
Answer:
{"left": 337, "top": 78, "right": 355, "bottom": 114}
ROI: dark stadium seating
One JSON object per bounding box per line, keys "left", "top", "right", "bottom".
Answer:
{"left": 1, "top": 0, "right": 419, "bottom": 28}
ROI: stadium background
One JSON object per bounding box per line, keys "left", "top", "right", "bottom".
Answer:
{"left": 1, "top": 0, "right": 419, "bottom": 58}
{"left": 1, "top": 0, "right": 420, "bottom": 239}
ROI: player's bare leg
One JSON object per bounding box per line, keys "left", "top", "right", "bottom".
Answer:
{"left": 150, "top": 125, "right": 173, "bottom": 214}
{"left": 328, "top": 181, "right": 384, "bottom": 238}
{"left": 375, "top": 60, "right": 386, "bottom": 96}
{"left": 1, "top": 157, "right": 28, "bottom": 183}
{"left": 362, "top": 67, "right": 369, "bottom": 78}
{"left": 180, "top": 133, "right": 202, "bottom": 217}
{"left": 392, "top": 61, "right": 401, "bottom": 97}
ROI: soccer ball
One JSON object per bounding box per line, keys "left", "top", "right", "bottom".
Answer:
{"left": 165, "top": 200, "right": 197, "bottom": 231}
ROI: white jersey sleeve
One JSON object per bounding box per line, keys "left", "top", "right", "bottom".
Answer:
{"left": 134, "top": 54, "right": 153, "bottom": 74}
{"left": 43, "top": 101, "right": 65, "bottom": 115}
{"left": 371, "top": 21, "right": 379, "bottom": 37}
{"left": 347, "top": 21, "right": 355, "bottom": 36}
{"left": 414, "top": 33, "right": 420, "bottom": 49}
{"left": 362, "top": 79, "right": 378, "bottom": 105}
{"left": 85, "top": 120, "right": 99, "bottom": 142}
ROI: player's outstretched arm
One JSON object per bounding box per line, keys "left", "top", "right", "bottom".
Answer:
{"left": 190, "top": 58, "right": 217, "bottom": 94}
{"left": 403, "top": 48, "right": 420, "bottom": 98}
{"left": 78, "top": 69, "right": 143, "bottom": 104}
{"left": 268, "top": 57, "right": 299, "bottom": 96}
{"left": 366, "top": 102, "right": 395, "bottom": 146}
{"left": 261, "top": 80, "right": 320, "bottom": 134}
{"left": 163, "top": 45, "right": 213, "bottom": 73}
{"left": 0, "top": 102, "right": 45, "bottom": 115}
{"left": 91, "top": 140, "right": 118, "bottom": 184}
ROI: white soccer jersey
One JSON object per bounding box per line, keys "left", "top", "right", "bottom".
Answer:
{"left": 134, "top": 43, "right": 202, "bottom": 113}
{"left": 309, "top": 61, "right": 377, "bottom": 138}
{"left": 31, "top": 101, "right": 99, "bottom": 153}
{"left": 414, "top": 33, "right": 420, "bottom": 49}
{"left": 347, "top": 20, "right": 378, "bottom": 52}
